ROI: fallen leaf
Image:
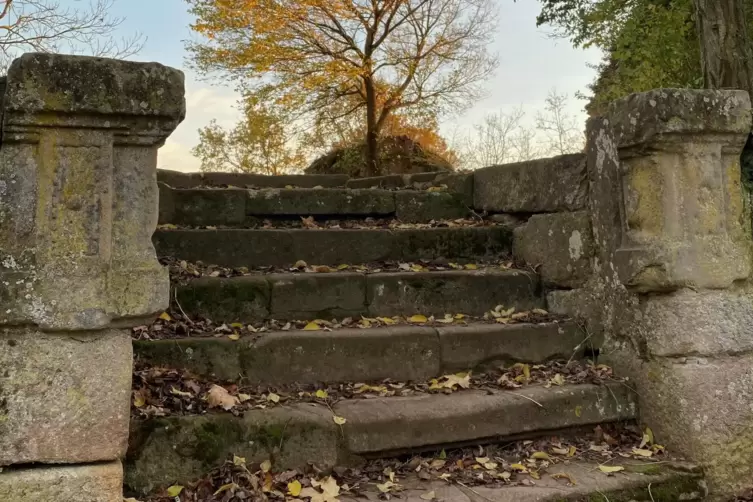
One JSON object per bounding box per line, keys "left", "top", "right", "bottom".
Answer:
{"left": 288, "top": 480, "right": 303, "bottom": 496}
{"left": 377, "top": 317, "right": 397, "bottom": 325}
{"left": 228, "top": 333, "right": 241, "bottom": 340}
{"left": 233, "top": 455, "right": 246, "bottom": 466}
{"left": 170, "top": 386, "right": 192, "bottom": 398}
{"left": 464, "top": 263, "right": 478, "bottom": 270}
{"left": 532, "top": 308, "right": 549, "bottom": 315}
{"left": 531, "top": 451, "right": 551, "bottom": 460}
{"left": 158, "top": 312, "right": 172, "bottom": 322}
{"left": 552, "top": 447, "right": 569, "bottom": 455}
{"left": 420, "top": 491, "right": 436, "bottom": 500}
{"left": 261, "top": 459, "right": 272, "bottom": 473}
{"left": 303, "top": 321, "right": 322, "bottom": 331}
{"left": 294, "top": 260, "right": 308, "bottom": 268}
{"left": 206, "top": 384, "right": 240, "bottom": 411}
{"left": 430, "top": 459, "right": 446, "bottom": 469}
{"left": 214, "top": 483, "right": 238, "bottom": 496}
{"left": 238, "top": 393, "right": 251, "bottom": 402}
{"left": 376, "top": 481, "right": 397, "bottom": 493}
{"left": 267, "top": 392, "right": 281, "bottom": 403}
{"left": 550, "top": 373, "right": 565, "bottom": 386}
{"left": 132, "top": 390, "right": 146, "bottom": 408}
{"left": 510, "top": 463, "right": 527, "bottom": 472}
{"left": 632, "top": 448, "right": 653, "bottom": 457}
{"left": 314, "top": 265, "right": 334, "bottom": 273}
{"left": 166, "top": 485, "right": 183, "bottom": 497}
{"left": 408, "top": 314, "right": 428, "bottom": 323}
{"left": 333, "top": 415, "right": 347, "bottom": 425}
{"left": 552, "top": 472, "right": 576, "bottom": 485}
{"left": 337, "top": 264, "right": 350, "bottom": 270}
{"left": 575, "top": 405, "right": 582, "bottom": 417}
{"left": 315, "top": 389, "right": 329, "bottom": 399}
{"left": 640, "top": 427, "right": 655, "bottom": 448}
{"left": 598, "top": 465, "right": 624, "bottom": 474}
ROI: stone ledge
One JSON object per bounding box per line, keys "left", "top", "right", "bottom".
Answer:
{"left": 157, "top": 170, "right": 349, "bottom": 189}
{"left": 0, "top": 461, "right": 124, "bottom": 502}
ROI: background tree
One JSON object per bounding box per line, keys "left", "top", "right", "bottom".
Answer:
{"left": 192, "top": 92, "right": 306, "bottom": 174}
{"left": 186, "top": 0, "right": 499, "bottom": 176}
{"left": 535, "top": 89, "right": 583, "bottom": 155}
{"left": 0, "top": 0, "right": 142, "bottom": 70}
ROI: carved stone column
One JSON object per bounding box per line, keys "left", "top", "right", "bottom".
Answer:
{"left": 0, "top": 53, "right": 184, "bottom": 501}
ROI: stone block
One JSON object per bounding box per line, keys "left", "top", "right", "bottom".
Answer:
{"left": 269, "top": 272, "right": 367, "bottom": 319}
{"left": 0, "top": 329, "right": 132, "bottom": 465}
{"left": 609, "top": 350, "right": 753, "bottom": 496}
{"left": 513, "top": 211, "right": 593, "bottom": 288}
{"left": 473, "top": 154, "right": 587, "bottom": 213}
{"left": 154, "top": 229, "right": 296, "bottom": 268}
{"left": 288, "top": 229, "right": 395, "bottom": 266}
{"left": 395, "top": 191, "right": 470, "bottom": 223}
{"left": 438, "top": 322, "right": 586, "bottom": 372}
{"left": 336, "top": 383, "right": 636, "bottom": 453}
{"left": 366, "top": 270, "right": 542, "bottom": 317}
{"left": 157, "top": 169, "right": 202, "bottom": 189}
{"left": 635, "top": 287, "right": 753, "bottom": 357}
{"left": 434, "top": 172, "right": 474, "bottom": 206}
{"left": 392, "top": 227, "right": 512, "bottom": 262}
{"left": 246, "top": 188, "right": 395, "bottom": 216}
{"left": 157, "top": 182, "right": 176, "bottom": 224}
{"left": 202, "top": 172, "right": 348, "bottom": 188}
{"left": 346, "top": 175, "right": 404, "bottom": 189}
{"left": 170, "top": 188, "right": 248, "bottom": 226}
{"left": 242, "top": 327, "right": 440, "bottom": 384}
{"left": 126, "top": 406, "right": 341, "bottom": 494}
{"left": 134, "top": 338, "right": 243, "bottom": 382}
{"left": 0, "top": 461, "right": 124, "bottom": 502}
{"left": 175, "top": 276, "right": 271, "bottom": 322}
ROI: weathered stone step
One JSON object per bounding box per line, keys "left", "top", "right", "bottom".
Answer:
{"left": 157, "top": 169, "right": 350, "bottom": 189}
{"left": 154, "top": 227, "right": 511, "bottom": 268}
{"left": 134, "top": 321, "right": 585, "bottom": 383}
{"left": 174, "top": 269, "right": 542, "bottom": 321}
{"left": 158, "top": 185, "right": 470, "bottom": 225}
{"left": 125, "top": 382, "right": 637, "bottom": 493}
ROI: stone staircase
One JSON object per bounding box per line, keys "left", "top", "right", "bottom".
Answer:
{"left": 125, "top": 161, "right": 705, "bottom": 500}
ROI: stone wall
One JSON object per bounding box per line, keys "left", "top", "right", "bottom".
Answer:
{"left": 0, "top": 53, "right": 184, "bottom": 501}
{"left": 547, "top": 89, "right": 753, "bottom": 499}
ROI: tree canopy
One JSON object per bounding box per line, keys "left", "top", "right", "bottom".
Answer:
{"left": 186, "top": 0, "right": 498, "bottom": 175}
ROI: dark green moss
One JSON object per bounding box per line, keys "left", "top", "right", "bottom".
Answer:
{"left": 193, "top": 417, "right": 245, "bottom": 465}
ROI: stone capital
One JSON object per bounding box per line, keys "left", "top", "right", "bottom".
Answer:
{"left": 0, "top": 53, "right": 185, "bottom": 330}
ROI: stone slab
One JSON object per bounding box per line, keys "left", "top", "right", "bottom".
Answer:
{"left": 157, "top": 169, "right": 202, "bottom": 188}
{"left": 336, "top": 382, "right": 637, "bottom": 454}
{"left": 174, "top": 276, "right": 271, "bottom": 322}
{"left": 473, "top": 154, "right": 587, "bottom": 212}
{"left": 346, "top": 175, "right": 405, "bottom": 189}
{"left": 395, "top": 191, "right": 470, "bottom": 223}
{"left": 242, "top": 326, "right": 440, "bottom": 384}
{"left": 434, "top": 172, "right": 474, "bottom": 206}
{"left": 168, "top": 188, "right": 248, "bottom": 226}
{"left": 366, "top": 270, "right": 542, "bottom": 317}
{"left": 288, "top": 228, "right": 396, "bottom": 266}
{"left": 392, "top": 227, "right": 512, "bottom": 262}
{"left": 202, "top": 172, "right": 349, "bottom": 188}
{"left": 438, "top": 322, "right": 586, "bottom": 372}
{"left": 0, "top": 461, "right": 124, "bottom": 502}
{"left": 134, "top": 337, "right": 244, "bottom": 382}
{"left": 246, "top": 188, "right": 395, "bottom": 216}
{"left": 513, "top": 211, "right": 594, "bottom": 288}
{"left": 0, "top": 329, "right": 131, "bottom": 465}
{"left": 126, "top": 405, "right": 341, "bottom": 494}
{"left": 268, "top": 272, "right": 367, "bottom": 319}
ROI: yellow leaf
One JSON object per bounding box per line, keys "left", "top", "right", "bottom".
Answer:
{"left": 132, "top": 391, "right": 146, "bottom": 408}
{"left": 261, "top": 459, "right": 272, "bottom": 472}
{"left": 550, "top": 373, "right": 565, "bottom": 386}
{"left": 294, "top": 260, "right": 308, "bottom": 268}
{"left": 267, "top": 392, "right": 280, "bottom": 403}
{"left": 420, "top": 491, "right": 436, "bottom": 500}
{"left": 632, "top": 448, "right": 653, "bottom": 457}
{"left": 552, "top": 447, "right": 569, "bottom": 455}
{"left": 377, "top": 317, "right": 397, "bottom": 325}
{"left": 333, "top": 415, "right": 347, "bottom": 425}
{"left": 170, "top": 386, "right": 192, "bottom": 397}
{"left": 640, "top": 427, "right": 655, "bottom": 448}
{"left": 238, "top": 393, "right": 251, "bottom": 402}
{"left": 228, "top": 333, "right": 241, "bottom": 340}
{"left": 531, "top": 451, "right": 551, "bottom": 460}
{"left": 233, "top": 455, "right": 246, "bottom": 465}
{"left": 166, "top": 485, "right": 183, "bottom": 497}
{"left": 159, "top": 312, "right": 172, "bottom": 322}
{"left": 377, "top": 481, "right": 396, "bottom": 493}
{"left": 598, "top": 465, "right": 624, "bottom": 474}
{"left": 303, "top": 321, "right": 321, "bottom": 331}
{"left": 568, "top": 445, "right": 577, "bottom": 457}
{"left": 454, "top": 313, "right": 467, "bottom": 319}
{"left": 510, "top": 463, "right": 527, "bottom": 472}
{"left": 532, "top": 308, "right": 549, "bottom": 315}
{"left": 288, "top": 480, "right": 302, "bottom": 496}
{"left": 337, "top": 264, "right": 350, "bottom": 270}
{"left": 214, "top": 483, "right": 238, "bottom": 496}
{"left": 230, "top": 322, "right": 244, "bottom": 329}
{"left": 408, "top": 314, "right": 428, "bottom": 323}
{"left": 464, "top": 263, "right": 478, "bottom": 270}
{"left": 315, "top": 389, "right": 328, "bottom": 399}
{"left": 575, "top": 405, "right": 582, "bottom": 417}
{"left": 529, "top": 470, "right": 541, "bottom": 480}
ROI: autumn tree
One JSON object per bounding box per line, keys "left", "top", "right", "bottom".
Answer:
{"left": 0, "top": 0, "right": 142, "bottom": 70}
{"left": 186, "top": 0, "right": 498, "bottom": 177}
{"left": 461, "top": 107, "right": 540, "bottom": 169}
{"left": 192, "top": 92, "right": 306, "bottom": 174}
{"left": 535, "top": 89, "right": 583, "bottom": 155}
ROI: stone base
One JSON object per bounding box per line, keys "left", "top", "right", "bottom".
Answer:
{"left": 0, "top": 328, "right": 132, "bottom": 465}
{"left": 0, "top": 461, "right": 123, "bottom": 502}
{"left": 608, "top": 348, "right": 753, "bottom": 497}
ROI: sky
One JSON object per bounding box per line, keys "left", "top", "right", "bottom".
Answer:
{"left": 104, "top": 0, "right": 602, "bottom": 172}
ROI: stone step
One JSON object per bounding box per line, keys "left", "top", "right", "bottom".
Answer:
{"left": 154, "top": 227, "right": 511, "bottom": 268}
{"left": 134, "top": 321, "right": 586, "bottom": 384}
{"left": 157, "top": 169, "right": 349, "bottom": 189}
{"left": 125, "top": 382, "right": 637, "bottom": 494}
{"left": 173, "top": 269, "right": 542, "bottom": 322}
{"left": 158, "top": 185, "right": 471, "bottom": 226}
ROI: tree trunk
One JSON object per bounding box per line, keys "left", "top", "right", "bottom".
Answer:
{"left": 694, "top": 0, "right": 753, "bottom": 93}
{"left": 363, "top": 77, "right": 379, "bottom": 178}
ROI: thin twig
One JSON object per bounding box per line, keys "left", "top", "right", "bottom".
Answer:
{"left": 648, "top": 483, "right": 655, "bottom": 502}
{"left": 173, "top": 288, "right": 193, "bottom": 325}
{"left": 509, "top": 392, "right": 544, "bottom": 408}
{"left": 595, "top": 490, "right": 611, "bottom": 502}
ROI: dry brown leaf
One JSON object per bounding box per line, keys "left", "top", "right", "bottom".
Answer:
{"left": 206, "top": 384, "right": 240, "bottom": 411}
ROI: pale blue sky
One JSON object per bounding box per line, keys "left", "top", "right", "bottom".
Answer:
{"left": 102, "top": 0, "right": 602, "bottom": 171}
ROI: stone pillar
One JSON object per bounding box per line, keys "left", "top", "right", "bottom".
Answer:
{"left": 0, "top": 53, "right": 184, "bottom": 501}
{"left": 585, "top": 89, "right": 753, "bottom": 498}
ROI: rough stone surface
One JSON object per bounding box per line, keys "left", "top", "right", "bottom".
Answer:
{"left": 246, "top": 188, "right": 395, "bottom": 216}
{"left": 473, "top": 154, "right": 587, "bottom": 213}
{"left": 366, "top": 270, "right": 542, "bottom": 317}
{"left": 134, "top": 337, "right": 244, "bottom": 382}
{"left": 154, "top": 227, "right": 512, "bottom": 268}
{"left": 608, "top": 349, "right": 753, "bottom": 496}
{"left": 336, "top": 383, "right": 636, "bottom": 454}
{"left": 395, "top": 191, "right": 470, "bottom": 223}
{"left": 346, "top": 175, "right": 404, "bottom": 189}
{"left": 165, "top": 188, "right": 247, "bottom": 226}
{"left": 268, "top": 272, "right": 366, "bottom": 319}
{"left": 0, "top": 329, "right": 132, "bottom": 465}
{"left": 0, "top": 461, "right": 124, "bottom": 502}
{"left": 513, "top": 211, "right": 594, "bottom": 288}
{"left": 174, "top": 276, "right": 271, "bottom": 322}
{"left": 201, "top": 172, "right": 348, "bottom": 188}
{"left": 241, "top": 327, "right": 440, "bottom": 384}
{"left": 438, "top": 322, "right": 586, "bottom": 372}
{"left": 157, "top": 169, "right": 202, "bottom": 188}
{"left": 126, "top": 406, "right": 342, "bottom": 494}
{"left": 434, "top": 172, "right": 474, "bottom": 206}
{"left": 607, "top": 88, "right": 752, "bottom": 148}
